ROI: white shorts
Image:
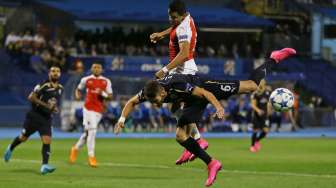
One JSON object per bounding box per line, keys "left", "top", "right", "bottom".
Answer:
{"left": 83, "top": 108, "right": 102, "bottom": 130}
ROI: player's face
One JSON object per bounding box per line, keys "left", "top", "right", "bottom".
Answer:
{"left": 148, "top": 88, "right": 167, "bottom": 105}
{"left": 168, "top": 10, "right": 183, "bottom": 26}
{"left": 49, "top": 67, "right": 61, "bottom": 82}
{"left": 91, "top": 64, "right": 103, "bottom": 76}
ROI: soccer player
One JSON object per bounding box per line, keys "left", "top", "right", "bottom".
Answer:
{"left": 150, "top": 0, "right": 209, "bottom": 165}
{"left": 69, "top": 62, "right": 113, "bottom": 167}
{"left": 3, "top": 66, "right": 63, "bottom": 175}
{"left": 249, "top": 79, "right": 272, "bottom": 153}
{"left": 114, "top": 48, "right": 296, "bottom": 186}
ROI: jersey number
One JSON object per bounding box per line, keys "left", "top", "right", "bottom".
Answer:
{"left": 220, "top": 85, "right": 236, "bottom": 93}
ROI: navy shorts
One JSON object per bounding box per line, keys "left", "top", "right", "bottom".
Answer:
{"left": 22, "top": 111, "right": 52, "bottom": 137}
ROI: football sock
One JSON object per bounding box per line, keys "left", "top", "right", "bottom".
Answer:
{"left": 75, "top": 131, "right": 88, "bottom": 149}
{"left": 249, "top": 59, "right": 275, "bottom": 85}
{"left": 87, "top": 129, "right": 97, "bottom": 157}
{"left": 251, "top": 132, "right": 258, "bottom": 146}
{"left": 257, "top": 131, "right": 267, "bottom": 141}
{"left": 179, "top": 137, "right": 211, "bottom": 165}
{"left": 42, "top": 144, "right": 50, "bottom": 164}
{"left": 9, "top": 136, "right": 22, "bottom": 151}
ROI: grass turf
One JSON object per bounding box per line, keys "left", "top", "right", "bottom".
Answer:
{"left": 0, "top": 138, "right": 335, "bottom": 188}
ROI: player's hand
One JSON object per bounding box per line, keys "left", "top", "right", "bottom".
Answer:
{"left": 155, "top": 70, "right": 166, "bottom": 79}
{"left": 213, "top": 107, "right": 225, "bottom": 119}
{"left": 150, "top": 32, "right": 163, "bottom": 43}
{"left": 257, "top": 109, "right": 264, "bottom": 116}
{"left": 114, "top": 121, "right": 125, "bottom": 135}
{"left": 48, "top": 104, "right": 58, "bottom": 113}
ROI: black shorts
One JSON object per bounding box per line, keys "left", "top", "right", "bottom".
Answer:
{"left": 177, "top": 100, "right": 208, "bottom": 127}
{"left": 252, "top": 114, "right": 269, "bottom": 129}
{"left": 21, "top": 111, "right": 52, "bottom": 137}
{"left": 202, "top": 80, "right": 240, "bottom": 100}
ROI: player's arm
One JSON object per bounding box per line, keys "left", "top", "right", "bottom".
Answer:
{"left": 156, "top": 41, "right": 189, "bottom": 78}
{"left": 114, "top": 95, "right": 141, "bottom": 135}
{"left": 101, "top": 79, "right": 113, "bottom": 101}
{"left": 150, "top": 27, "right": 172, "bottom": 43}
{"left": 75, "top": 77, "right": 86, "bottom": 100}
{"left": 191, "top": 86, "right": 225, "bottom": 119}
{"left": 75, "top": 88, "right": 82, "bottom": 101}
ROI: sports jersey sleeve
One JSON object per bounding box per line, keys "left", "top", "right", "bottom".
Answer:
{"left": 77, "top": 77, "right": 86, "bottom": 90}
{"left": 33, "top": 83, "right": 44, "bottom": 96}
{"left": 176, "top": 23, "right": 191, "bottom": 43}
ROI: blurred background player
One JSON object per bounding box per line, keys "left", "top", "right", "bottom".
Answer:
{"left": 149, "top": 0, "right": 209, "bottom": 165}
{"left": 69, "top": 62, "right": 113, "bottom": 167}
{"left": 3, "top": 66, "right": 63, "bottom": 174}
{"left": 250, "top": 79, "right": 272, "bottom": 152}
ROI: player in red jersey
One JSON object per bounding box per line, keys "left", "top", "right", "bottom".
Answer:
{"left": 69, "top": 62, "right": 113, "bottom": 167}
{"left": 150, "top": 0, "right": 209, "bottom": 165}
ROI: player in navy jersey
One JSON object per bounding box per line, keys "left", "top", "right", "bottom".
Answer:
{"left": 249, "top": 80, "right": 272, "bottom": 152}
{"left": 3, "top": 66, "right": 63, "bottom": 175}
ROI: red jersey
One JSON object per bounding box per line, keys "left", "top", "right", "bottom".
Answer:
{"left": 77, "top": 75, "right": 113, "bottom": 113}
{"left": 169, "top": 14, "right": 198, "bottom": 74}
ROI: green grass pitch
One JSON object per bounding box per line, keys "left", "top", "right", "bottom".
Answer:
{"left": 0, "top": 138, "right": 336, "bottom": 188}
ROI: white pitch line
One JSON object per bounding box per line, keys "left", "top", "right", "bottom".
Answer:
{"left": 11, "top": 159, "right": 336, "bottom": 179}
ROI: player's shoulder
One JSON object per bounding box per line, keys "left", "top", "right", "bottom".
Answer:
{"left": 81, "top": 74, "right": 94, "bottom": 81}
{"left": 99, "top": 75, "right": 111, "bottom": 82}
{"left": 58, "top": 83, "right": 64, "bottom": 90}
{"left": 176, "top": 15, "right": 192, "bottom": 31}
{"left": 36, "top": 80, "right": 50, "bottom": 89}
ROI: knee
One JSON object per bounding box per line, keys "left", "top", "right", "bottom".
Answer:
{"left": 19, "top": 135, "right": 28, "bottom": 142}
{"left": 175, "top": 131, "right": 188, "bottom": 143}
{"left": 42, "top": 137, "right": 51, "bottom": 144}
{"left": 239, "top": 80, "right": 258, "bottom": 93}
{"left": 263, "top": 128, "right": 269, "bottom": 133}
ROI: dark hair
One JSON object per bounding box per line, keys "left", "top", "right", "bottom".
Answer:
{"left": 49, "top": 64, "right": 61, "bottom": 70}
{"left": 169, "top": 0, "right": 186, "bottom": 15}
{"left": 92, "top": 61, "right": 103, "bottom": 66}
{"left": 144, "top": 80, "right": 162, "bottom": 102}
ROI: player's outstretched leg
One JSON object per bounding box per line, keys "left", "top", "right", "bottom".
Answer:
{"left": 251, "top": 48, "right": 296, "bottom": 84}
{"left": 176, "top": 126, "right": 221, "bottom": 187}
{"left": 3, "top": 135, "right": 27, "bottom": 162}
{"left": 176, "top": 138, "right": 209, "bottom": 164}
{"left": 176, "top": 124, "right": 209, "bottom": 165}
{"left": 188, "top": 138, "right": 209, "bottom": 161}
{"left": 270, "top": 48, "right": 296, "bottom": 63}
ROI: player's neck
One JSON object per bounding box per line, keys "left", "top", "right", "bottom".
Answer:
{"left": 92, "top": 74, "right": 101, "bottom": 78}
{"left": 49, "top": 79, "right": 59, "bottom": 87}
